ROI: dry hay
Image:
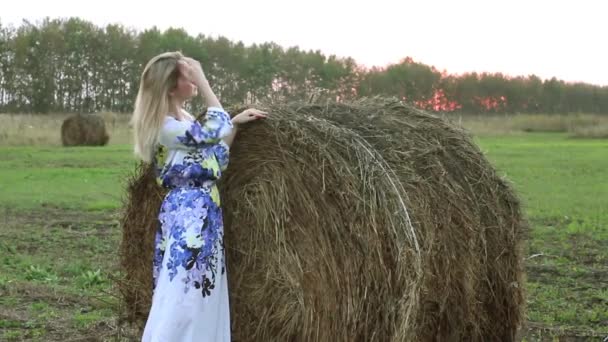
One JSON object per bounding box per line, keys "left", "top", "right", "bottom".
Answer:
{"left": 99, "top": 111, "right": 118, "bottom": 129}
{"left": 60, "top": 113, "right": 109, "bottom": 146}
{"left": 118, "top": 98, "right": 526, "bottom": 341}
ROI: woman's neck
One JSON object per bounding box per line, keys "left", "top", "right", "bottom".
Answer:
{"left": 169, "top": 101, "right": 187, "bottom": 120}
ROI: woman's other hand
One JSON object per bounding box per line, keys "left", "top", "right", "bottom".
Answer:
{"left": 232, "top": 108, "right": 268, "bottom": 124}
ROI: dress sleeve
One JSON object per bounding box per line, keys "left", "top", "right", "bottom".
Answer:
{"left": 159, "top": 107, "right": 233, "bottom": 149}
{"left": 211, "top": 140, "right": 230, "bottom": 171}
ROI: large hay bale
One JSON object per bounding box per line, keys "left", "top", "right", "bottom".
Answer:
{"left": 61, "top": 113, "right": 109, "bottom": 146}
{"left": 118, "top": 98, "right": 526, "bottom": 341}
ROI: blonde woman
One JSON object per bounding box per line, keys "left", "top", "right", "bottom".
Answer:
{"left": 131, "top": 51, "right": 267, "bottom": 341}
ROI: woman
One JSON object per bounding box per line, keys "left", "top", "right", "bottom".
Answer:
{"left": 131, "top": 51, "right": 267, "bottom": 341}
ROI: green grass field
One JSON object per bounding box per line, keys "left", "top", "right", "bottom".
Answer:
{"left": 477, "top": 134, "right": 608, "bottom": 339}
{"left": 0, "top": 132, "right": 607, "bottom": 341}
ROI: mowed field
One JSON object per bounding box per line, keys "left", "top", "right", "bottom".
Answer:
{"left": 0, "top": 113, "right": 607, "bottom": 341}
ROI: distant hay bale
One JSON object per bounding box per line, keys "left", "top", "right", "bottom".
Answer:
{"left": 512, "top": 113, "right": 602, "bottom": 133}
{"left": 118, "top": 98, "right": 526, "bottom": 341}
{"left": 569, "top": 123, "right": 608, "bottom": 139}
{"left": 60, "top": 113, "right": 109, "bottom": 146}
{"left": 99, "top": 111, "right": 118, "bottom": 129}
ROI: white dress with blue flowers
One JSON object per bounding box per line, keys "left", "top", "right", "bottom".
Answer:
{"left": 142, "top": 107, "right": 233, "bottom": 342}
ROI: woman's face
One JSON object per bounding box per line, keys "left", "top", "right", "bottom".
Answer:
{"left": 171, "top": 64, "right": 198, "bottom": 101}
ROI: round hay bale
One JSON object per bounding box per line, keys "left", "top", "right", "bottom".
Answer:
{"left": 118, "top": 98, "right": 526, "bottom": 341}
{"left": 61, "top": 113, "right": 109, "bottom": 146}
{"left": 118, "top": 162, "right": 165, "bottom": 325}
{"left": 99, "top": 111, "right": 118, "bottom": 129}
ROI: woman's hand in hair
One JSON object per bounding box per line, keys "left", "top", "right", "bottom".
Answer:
{"left": 179, "top": 58, "right": 207, "bottom": 88}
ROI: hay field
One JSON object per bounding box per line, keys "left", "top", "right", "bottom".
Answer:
{"left": 0, "top": 113, "right": 606, "bottom": 341}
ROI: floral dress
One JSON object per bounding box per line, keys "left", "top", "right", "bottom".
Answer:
{"left": 141, "top": 107, "right": 233, "bottom": 342}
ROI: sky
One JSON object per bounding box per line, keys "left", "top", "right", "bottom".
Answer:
{"left": 2, "top": 0, "right": 607, "bottom": 85}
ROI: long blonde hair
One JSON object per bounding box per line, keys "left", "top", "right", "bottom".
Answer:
{"left": 131, "top": 51, "right": 184, "bottom": 163}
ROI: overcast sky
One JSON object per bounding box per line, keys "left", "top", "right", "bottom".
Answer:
{"left": 3, "top": 0, "right": 607, "bottom": 85}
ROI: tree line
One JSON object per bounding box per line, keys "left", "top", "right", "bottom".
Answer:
{"left": 1, "top": 17, "right": 606, "bottom": 114}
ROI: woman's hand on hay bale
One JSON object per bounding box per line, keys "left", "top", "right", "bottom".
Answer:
{"left": 232, "top": 108, "right": 268, "bottom": 125}
{"left": 222, "top": 109, "right": 267, "bottom": 147}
